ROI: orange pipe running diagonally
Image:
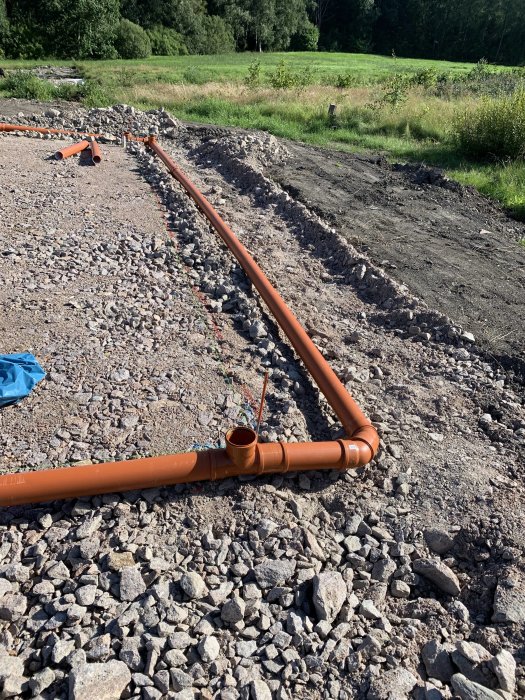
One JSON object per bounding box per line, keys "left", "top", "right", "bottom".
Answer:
{"left": 55, "top": 139, "right": 90, "bottom": 161}
{"left": 0, "top": 134, "right": 379, "bottom": 507}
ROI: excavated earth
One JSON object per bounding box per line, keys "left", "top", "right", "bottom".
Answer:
{"left": 0, "top": 102, "right": 524, "bottom": 700}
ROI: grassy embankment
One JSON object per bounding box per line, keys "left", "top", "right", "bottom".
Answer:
{"left": 1, "top": 52, "right": 524, "bottom": 218}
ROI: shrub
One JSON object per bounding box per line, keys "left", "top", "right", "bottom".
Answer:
{"left": 146, "top": 25, "right": 188, "bottom": 56}
{"left": 187, "top": 15, "right": 235, "bottom": 55}
{"left": 335, "top": 72, "right": 358, "bottom": 89}
{"left": 114, "top": 19, "right": 151, "bottom": 59}
{"left": 244, "top": 60, "right": 261, "bottom": 88}
{"left": 268, "top": 60, "right": 316, "bottom": 89}
{"left": 410, "top": 68, "right": 438, "bottom": 89}
{"left": 454, "top": 88, "right": 525, "bottom": 160}
{"left": 372, "top": 73, "right": 412, "bottom": 108}
{"left": 290, "top": 22, "right": 319, "bottom": 51}
{"left": 0, "top": 71, "right": 54, "bottom": 99}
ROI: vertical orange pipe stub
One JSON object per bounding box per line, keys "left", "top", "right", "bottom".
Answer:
{"left": 225, "top": 427, "right": 258, "bottom": 469}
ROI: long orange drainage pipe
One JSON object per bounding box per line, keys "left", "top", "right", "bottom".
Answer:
{"left": 0, "top": 122, "right": 97, "bottom": 138}
{"left": 0, "top": 136, "right": 378, "bottom": 507}
{"left": 55, "top": 139, "right": 90, "bottom": 161}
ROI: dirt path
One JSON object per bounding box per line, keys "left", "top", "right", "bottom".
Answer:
{"left": 268, "top": 142, "right": 525, "bottom": 378}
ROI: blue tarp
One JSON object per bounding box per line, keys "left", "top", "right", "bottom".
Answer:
{"left": 0, "top": 353, "right": 46, "bottom": 408}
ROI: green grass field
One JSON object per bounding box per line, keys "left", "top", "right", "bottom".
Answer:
{"left": 1, "top": 52, "right": 524, "bottom": 218}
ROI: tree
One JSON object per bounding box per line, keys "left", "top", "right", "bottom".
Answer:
{"left": 114, "top": 18, "right": 151, "bottom": 57}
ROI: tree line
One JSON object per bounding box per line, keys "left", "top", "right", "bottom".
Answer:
{"left": 1, "top": 0, "right": 524, "bottom": 65}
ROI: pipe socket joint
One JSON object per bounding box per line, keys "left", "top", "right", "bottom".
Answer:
{"left": 225, "top": 426, "right": 258, "bottom": 470}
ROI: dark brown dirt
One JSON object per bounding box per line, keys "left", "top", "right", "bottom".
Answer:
{"left": 268, "top": 142, "right": 525, "bottom": 376}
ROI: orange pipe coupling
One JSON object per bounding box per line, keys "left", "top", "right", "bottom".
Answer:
{"left": 55, "top": 139, "right": 90, "bottom": 161}
{"left": 0, "top": 134, "right": 379, "bottom": 507}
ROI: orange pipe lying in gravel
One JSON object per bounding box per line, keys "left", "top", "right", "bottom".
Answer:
{"left": 55, "top": 139, "right": 90, "bottom": 161}
{"left": 146, "top": 137, "right": 372, "bottom": 439}
{"left": 0, "top": 122, "right": 97, "bottom": 138}
{"left": 0, "top": 435, "right": 374, "bottom": 506}
{"left": 89, "top": 139, "right": 102, "bottom": 164}
{"left": 0, "top": 135, "right": 379, "bottom": 507}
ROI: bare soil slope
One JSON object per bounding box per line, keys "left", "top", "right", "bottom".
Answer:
{"left": 269, "top": 142, "right": 525, "bottom": 376}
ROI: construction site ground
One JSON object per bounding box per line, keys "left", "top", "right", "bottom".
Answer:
{"left": 0, "top": 100, "right": 524, "bottom": 700}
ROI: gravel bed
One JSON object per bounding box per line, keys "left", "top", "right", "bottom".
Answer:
{"left": 0, "top": 104, "right": 524, "bottom": 700}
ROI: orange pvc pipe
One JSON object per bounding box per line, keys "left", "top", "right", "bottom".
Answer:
{"left": 0, "top": 439, "right": 372, "bottom": 507}
{"left": 89, "top": 139, "right": 102, "bottom": 164}
{"left": 55, "top": 139, "right": 90, "bottom": 161}
{"left": 0, "top": 132, "right": 380, "bottom": 507}
{"left": 0, "top": 122, "right": 99, "bottom": 138}
{"left": 146, "top": 137, "right": 373, "bottom": 441}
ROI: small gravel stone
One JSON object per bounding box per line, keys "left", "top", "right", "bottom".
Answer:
{"left": 180, "top": 571, "right": 207, "bottom": 599}
{"left": 359, "top": 599, "right": 382, "bottom": 620}
{"left": 424, "top": 528, "right": 454, "bottom": 555}
{"left": 391, "top": 580, "right": 410, "bottom": 598}
{"left": 119, "top": 566, "right": 146, "bottom": 601}
{"left": 198, "top": 636, "right": 220, "bottom": 662}
{"left": 221, "top": 596, "right": 246, "bottom": 623}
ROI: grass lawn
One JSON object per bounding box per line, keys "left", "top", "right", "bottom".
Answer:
{"left": 1, "top": 52, "right": 524, "bottom": 218}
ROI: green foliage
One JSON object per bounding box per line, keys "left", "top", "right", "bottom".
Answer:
{"left": 0, "top": 69, "right": 110, "bottom": 105}
{"left": 114, "top": 19, "right": 151, "bottom": 59}
{"left": 181, "top": 66, "right": 209, "bottom": 85}
{"left": 335, "top": 72, "right": 359, "bottom": 89}
{"left": 186, "top": 16, "right": 235, "bottom": 55}
{"left": 290, "top": 22, "right": 319, "bottom": 52}
{"left": 268, "top": 60, "right": 315, "bottom": 89}
{"left": 411, "top": 68, "right": 438, "bottom": 88}
{"left": 244, "top": 59, "right": 261, "bottom": 88}
{"left": 373, "top": 73, "right": 412, "bottom": 108}
{"left": 146, "top": 25, "right": 187, "bottom": 56}
{"left": 454, "top": 88, "right": 525, "bottom": 160}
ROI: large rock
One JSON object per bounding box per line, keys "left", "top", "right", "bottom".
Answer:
{"left": 367, "top": 667, "right": 418, "bottom": 700}
{"left": 492, "top": 569, "right": 525, "bottom": 623}
{"left": 424, "top": 528, "right": 454, "bottom": 555}
{"left": 413, "top": 558, "right": 461, "bottom": 595}
{"left": 69, "top": 660, "right": 131, "bottom": 700}
{"left": 489, "top": 650, "right": 516, "bottom": 693}
{"left": 180, "top": 572, "right": 207, "bottom": 599}
{"left": 451, "top": 674, "right": 504, "bottom": 700}
{"left": 0, "top": 593, "right": 27, "bottom": 621}
{"left": 0, "top": 653, "right": 24, "bottom": 681}
{"left": 251, "top": 679, "right": 272, "bottom": 700}
{"left": 119, "top": 567, "right": 146, "bottom": 601}
{"left": 312, "top": 571, "right": 346, "bottom": 623}
{"left": 253, "top": 559, "right": 296, "bottom": 588}
{"left": 421, "top": 640, "right": 454, "bottom": 683}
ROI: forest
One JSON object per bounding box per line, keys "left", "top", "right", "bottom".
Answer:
{"left": 0, "top": 0, "right": 524, "bottom": 65}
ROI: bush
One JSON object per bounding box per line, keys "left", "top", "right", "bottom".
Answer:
{"left": 187, "top": 15, "right": 235, "bottom": 55}
{"left": 146, "top": 25, "right": 188, "bottom": 56}
{"left": 114, "top": 19, "right": 151, "bottom": 59}
{"left": 335, "top": 72, "right": 359, "bottom": 89}
{"left": 454, "top": 88, "right": 525, "bottom": 160}
{"left": 290, "top": 22, "right": 319, "bottom": 51}
{"left": 244, "top": 60, "right": 261, "bottom": 88}
{"left": 269, "top": 60, "right": 316, "bottom": 89}
{"left": 0, "top": 71, "right": 54, "bottom": 99}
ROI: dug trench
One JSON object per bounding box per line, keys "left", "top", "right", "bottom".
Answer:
{"left": 0, "top": 104, "right": 524, "bottom": 699}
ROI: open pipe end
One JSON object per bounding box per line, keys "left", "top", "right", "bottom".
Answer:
{"left": 92, "top": 154, "right": 101, "bottom": 164}
{"left": 225, "top": 426, "right": 258, "bottom": 469}
{"left": 55, "top": 152, "right": 64, "bottom": 160}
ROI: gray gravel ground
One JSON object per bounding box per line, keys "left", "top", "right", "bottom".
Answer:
{"left": 0, "top": 104, "right": 524, "bottom": 700}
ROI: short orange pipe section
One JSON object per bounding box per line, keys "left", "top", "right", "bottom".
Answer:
{"left": 89, "top": 139, "right": 102, "bottom": 164}
{"left": 0, "top": 439, "right": 373, "bottom": 507}
{"left": 55, "top": 139, "right": 90, "bottom": 161}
